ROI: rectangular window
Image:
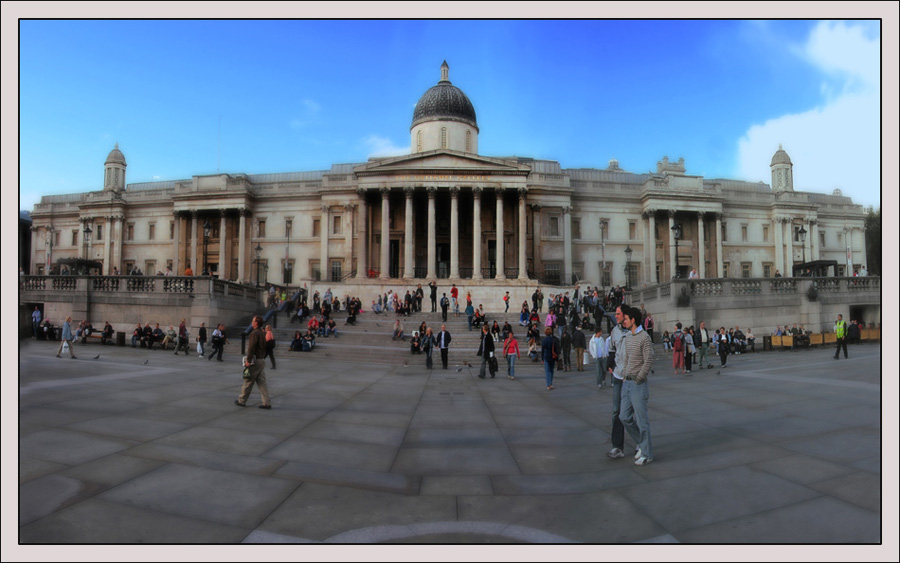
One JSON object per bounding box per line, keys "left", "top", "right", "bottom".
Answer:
{"left": 331, "top": 260, "right": 342, "bottom": 282}
{"left": 723, "top": 262, "right": 730, "bottom": 278}
{"left": 572, "top": 219, "right": 581, "bottom": 240}
{"left": 95, "top": 224, "right": 103, "bottom": 241}
{"left": 837, "top": 265, "right": 845, "bottom": 276}
{"left": 145, "top": 260, "right": 155, "bottom": 275}
{"left": 313, "top": 219, "right": 321, "bottom": 238}
{"left": 258, "top": 219, "right": 266, "bottom": 238}
{"left": 763, "top": 263, "right": 773, "bottom": 278}
{"left": 741, "top": 225, "right": 748, "bottom": 242}
{"left": 741, "top": 262, "right": 752, "bottom": 278}
{"left": 543, "top": 262, "right": 561, "bottom": 285}
{"left": 549, "top": 216, "right": 560, "bottom": 237}
{"left": 283, "top": 259, "right": 294, "bottom": 284}
{"left": 55, "top": 232, "right": 60, "bottom": 247}
{"left": 166, "top": 260, "right": 173, "bottom": 272}
{"left": 333, "top": 215, "right": 343, "bottom": 235}
{"left": 127, "top": 224, "right": 134, "bottom": 241}
{"left": 763, "top": 225, "right": 769, "bottom": 242}
{"left": 36, "top": 264, "right": 45, "bottom": 275}
{"left": 629, "top": 222, "right": 636, "bottom": 240}
{"left": 310, "top": 260, "right": 321, "bottom": 282}
{"left": 600, "top": 261, "right": 611, "bottom": 287}
{"left": 149, "top": 223, "right": 156, "bottom": 241}
{"left": 125, "top": 261, "right": 135, "bottom": 274}
{"left": 819, "top": 231, "right": 826, "bottom": 248}
{"left": 72, "top": 230, "right": 78, "bottom": 246}
{"left": 627, "top": 263, "right": 640, "bottom": 287}
{"left": 285, "top": 219, "right": 293, "bottom": 238}
{"left": 170, "top": 221, "right": 175, "bottom": 240}
{"left": 599, "top": 219, "right": 609, "bottom": 240}
{"left": 721, "top": 223, "right": 727, "bottom": 242}
{"left": 655, "top": 262, "right": 662, "bottom": 284}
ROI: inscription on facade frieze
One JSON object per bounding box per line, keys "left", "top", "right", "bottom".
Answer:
{"left": 392, "top": 174, "right": 493, "bottom": 182}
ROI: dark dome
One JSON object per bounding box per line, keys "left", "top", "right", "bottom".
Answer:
{"left": 411, "top": 62, "right": 478, "bottom": 131}
{"left": 105, "top": 143, "right": 126, "bottom": 166}
{"left": 770, "top": 144, "right": 792, "bottom": 166}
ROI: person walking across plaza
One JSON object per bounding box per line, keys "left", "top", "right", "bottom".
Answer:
{"left": 32, "top": 306, "right": 42, "bottom": 339}
{"left": 572, "top": 325, "right": 587, "bottom": 372}
{"left": 696, "top": 320, "right": 712, "bottom": 369}
{"left": 197, "top": 322, "right": 207, "bottom": 357}
{"left": 540, "top": 326, "right": 557, "bottom": 390}
{"left": 265, "top": 324, "right": 277, "bottom": 369}
{"left": 465, "top": 301, "right": 475, "bottom": 331}
{"left": 476, "top": 324, "right": 496, "bottom": 379}
{"left": 208, "top": 324, "right": 227, "bottom": 361}
{"left": 436, "top": 324, "right": 452, "bottom": 369}
{"left": 423, "top": 327, "right": 436, "bottom": 369}
{"left": 235, "top": 315, "right": 271, "bottom": 409}
{"left": 619, "top": 305, "right": 654, "bottom": 465}
{"left": 606, "top": 306, "right": 628, "bottom": 458}
{"left": 589, "top": 327, "right": 609, "bottom": 387}
{"left": 503, "top": 329, "right": 520, "bottom": 380}
{"left": 672, "top": 322, "right": 686, "bottom": 375}
{"left": 833, "top": 313, "right": 849, "bottom": 360}
{"left": 56, "top": 315, "right": 77, "bottom": 359}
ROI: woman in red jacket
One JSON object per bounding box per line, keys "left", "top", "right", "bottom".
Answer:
{"left": 503, "top": 330, "right": 521, "bottom": 380}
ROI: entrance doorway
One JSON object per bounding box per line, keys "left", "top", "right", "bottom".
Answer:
{"left": 437, "top": 243, "right": 450, "bottom": 278}
{"left": 390, "top": 240, "right": 400, "bottom": 278}
{"left": 487, "top": 240, "right": 496, "bottom": 279}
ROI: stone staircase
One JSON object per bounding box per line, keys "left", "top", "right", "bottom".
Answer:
{"left": 266, "top": 309, "right": 537, "bottom": 366}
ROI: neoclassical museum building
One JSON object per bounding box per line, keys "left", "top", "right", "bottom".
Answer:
{"left": 28, "top": 62, "right": 869, "bottom": 289}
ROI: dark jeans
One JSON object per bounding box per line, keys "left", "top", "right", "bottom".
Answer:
{"left": 834, "top": 337, "right": 848, "bottom": 359}
{"left": 440, "top": 348, "right": 449, "bottom": 369}
{"left": 611, "top": 377, "right": 625, "bottom": 450}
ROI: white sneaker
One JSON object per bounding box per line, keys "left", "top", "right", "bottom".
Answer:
{"left": 607, "top": 447, "right": 624, "bottom": 459}
{"left": 634, "top": 456, "right": 653, "bottom": 466}
{"left": 634, "top": 448, "right": 643, "bottom": 460}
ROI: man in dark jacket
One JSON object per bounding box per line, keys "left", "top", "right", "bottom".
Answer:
{"left": 476, "top": 324, "right": 496, "bottom": 379}
{"left": 436, "top": 324, "right": 452, "bottom": 369}
{"left": 235, "top": 315, "right": 271, "bottom": 409}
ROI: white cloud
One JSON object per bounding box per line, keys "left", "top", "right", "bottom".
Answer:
{"left": 362, "top": 135, "right": 409, "bottom": 158}
{"left": 736, "top": 22, "right": 880, "bottom": 209}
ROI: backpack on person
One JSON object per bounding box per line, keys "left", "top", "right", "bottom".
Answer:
{"left": 673, "top": 331, "right": 684, "bottom": 352}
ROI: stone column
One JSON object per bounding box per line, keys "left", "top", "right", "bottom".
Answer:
{"left": 345, "top": 203, "right": 356, "bottom": 277}
{"left": 844, "top": 227, "right": 853, "bottom": 274}
{"left": 404, "top": 187, "right": 414, "bottom": 278}
{"left": 563, "top": 206, "right": 573, "bottom": 284}
{"left": 114, "top": 216, "right": 124, "bottom": 274}
{"left": 321, "top": 204, "right": 330, "bottom": 282}
{"left": 450, "top": 187, "right": 460, "bottom": 279}
{"left": 218, "top": 209, "right": 227, "bottom": 280}
{"left": 426, "top": 186, "right": 437, "bottom": 279}
{"left": 238, "top": 208, "right": 247, "bottom": 283}
{"left": 715, "top": 213, "right": 724, "bottom": 278}
{"left": 380, "top": 188, "right": 390, "bottom": 279}
{"left": 103, "top": 217, "right": 112, "bottom": 274}
{"left": 531, "top": 204, "right": 542, "bottom": 278}
{"left": 810, "top": 220, "right": 820, "bottom": 261}
{"left": 29, "top": 226, "right": 38, "bottom": 274}
{"left": 172, "top": 212, "right": 181, "bottom": 274}
{"left": 668, "top": 211, "right": 677, "bottom": 279}
{"left": 697, "top": 212, "right": 706, "bottom": 278}
{"left": 646, "top": 210, "right": 657, "bottom": 284}
{"left": 190, "top": 211, "right": 198, "bottom": 274}
{"left": 495, "top": 188, "right": 505, "bottom": 280}
{"left": 773, "top": 217, "right": 784, "bottom": 277}
{"left": 518, "top": 188, "right": 528, "bottom": 280}
{"left": 356, "top": 189, "right": 368, "bottom": 279}
{"left": 472, "top": 187, "right": 483, "bottom": 279}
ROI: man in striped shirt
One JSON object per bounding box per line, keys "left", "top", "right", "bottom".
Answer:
{"left": 619, "top": 305, "right": 654, "bottom": 466}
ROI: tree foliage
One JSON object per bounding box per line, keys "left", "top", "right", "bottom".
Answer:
{"left": 864, "top": 207, "right": 881, "bottom": 275}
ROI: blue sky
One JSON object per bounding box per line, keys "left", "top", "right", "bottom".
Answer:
{"left": 15, "top": 19, "right": 884, "bottom": 211}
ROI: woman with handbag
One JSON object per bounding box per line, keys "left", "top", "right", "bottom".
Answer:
{"left": 503, "top": 330, "right": 520, "bottom": 380}
{"left": 265, "top": 324, "right": 276, "bottom": 369}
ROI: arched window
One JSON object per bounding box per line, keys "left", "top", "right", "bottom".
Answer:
{"left": 441, "top": 127, "right": 448, "bottom": 149}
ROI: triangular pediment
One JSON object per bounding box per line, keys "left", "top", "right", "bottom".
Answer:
{"left": 354, "top": 149, "right": 531, "bottom": 178}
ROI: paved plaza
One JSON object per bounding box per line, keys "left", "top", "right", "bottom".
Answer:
{"left": 13, "top": 336, "right": 891, "bottom": 552}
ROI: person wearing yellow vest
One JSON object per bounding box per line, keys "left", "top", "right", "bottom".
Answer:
{"left": 833, "top": 313, "right": 849, "bottom": 360}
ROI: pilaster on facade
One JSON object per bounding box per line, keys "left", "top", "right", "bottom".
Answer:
{"left": 426, "top": 186, "right": 437, "bottom": 280}
{"left": 495, "top": 187, "right": 506, "bottom": 280}
{"left": 472, "top": 187, "right": 483, "bottom": 279}
{"left": 517, "top": 188, "right": 528, "bottom": 280}
{"left": 450, "top": 187, "right": 460, "bottom": 279}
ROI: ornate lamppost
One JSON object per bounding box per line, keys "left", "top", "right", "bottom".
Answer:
{"left": 796, "top": 225, "right": 807, "bottom": 263}
{"left": 624, "top": 244, "right": 633, "bottom": 289}
{"left": 671, "top": 223, "right": 683, "bottom": 279}
{"left": 82, "top": 224, "right": 93, "bottom": 270}
{"left": 202, "top": 220, "right": 212, "bottom": 275}
{"left": 254, "top": 244, "right": 263, "bottom": 288}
